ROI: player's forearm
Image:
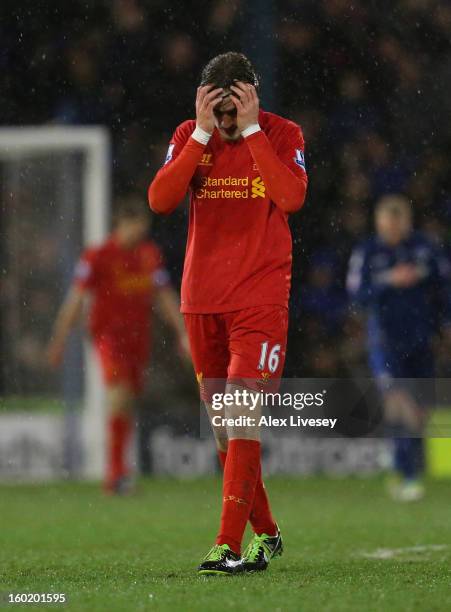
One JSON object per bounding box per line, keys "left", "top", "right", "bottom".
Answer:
{"left": 156, "top": 287, "right": 185, "bottom": 337}
{"left": 244, "top": 131, "right": 307, "bottom": 213}
{"left": 148, "top": 137, "right": 206, "bottom": 214}
{"left": 51, "top": 289, "right": 84, "bottom": 344}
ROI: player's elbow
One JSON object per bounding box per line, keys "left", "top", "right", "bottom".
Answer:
{"left": 148, "top": 197, "right": 168, "bottom": 215}
{"left": 148, "top": 183, "right": 175, "bottom": 215}
{"left": 280, "top": 183, "right": 307, "bottom": 213}
{"left": 285, "top": 196, "right": 305, "bottom": 213}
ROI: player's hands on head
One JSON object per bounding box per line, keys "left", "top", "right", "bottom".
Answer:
{"left": 230, "top": 81, "right": 259, "bottom": 132}
{"left": 196, "top": 85, "right": 223, "bottom": 134}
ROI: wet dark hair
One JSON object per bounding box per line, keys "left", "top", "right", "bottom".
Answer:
{"left": 200, "top": 52, "right": 259, "bottom": 89}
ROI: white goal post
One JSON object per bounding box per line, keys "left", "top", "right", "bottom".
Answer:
{"left": 0, "top": 127, "right": 111, "bottom": 479}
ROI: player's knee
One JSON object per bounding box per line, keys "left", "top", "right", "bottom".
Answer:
{"left": 225, "top": 404, "right": 261, "bottom": 441}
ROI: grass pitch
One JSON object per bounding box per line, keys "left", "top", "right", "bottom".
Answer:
{"left": 1, "top": 476, "right": 450, "bottom": 611}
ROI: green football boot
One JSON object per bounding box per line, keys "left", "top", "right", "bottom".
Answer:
{"left": 241, "top": 527, "right": 283, "bottom": 572}
{"left": 198, "top": 544, "right": 242, "bottom": 576}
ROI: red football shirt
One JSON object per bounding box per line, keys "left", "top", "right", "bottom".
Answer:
{"left": 74, "top": 237, "right": 169, "bottom": 338}
{"left": 149, "top": 109, "right": 307, "bottom": 314}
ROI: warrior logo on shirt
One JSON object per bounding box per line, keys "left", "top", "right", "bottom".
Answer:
{"left": 251, "top": 176, "right": 266, "bottom": 198}
{"left": 199, "top": 153, "right": 213, "bottom": 166}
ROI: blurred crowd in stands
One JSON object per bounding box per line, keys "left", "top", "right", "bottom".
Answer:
{"left": 2, "top": 0, "right": 451, "bottom": 390}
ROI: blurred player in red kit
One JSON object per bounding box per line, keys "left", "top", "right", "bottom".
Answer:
{"left": 148, "top": 52, "right": 308, "bottom": 574}
{"left": 48, "top": 196, "right": 189, "bottom": 494}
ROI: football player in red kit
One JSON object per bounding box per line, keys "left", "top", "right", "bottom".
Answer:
{"left": 48, "top": 196, "right": 189, "bottom": 494}
{"left": 149, "top": 52, "right": 307, "bottom": 574}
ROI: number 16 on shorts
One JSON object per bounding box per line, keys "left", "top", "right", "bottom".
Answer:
{"left": 257, "top": 342, "right": 281, "bottom": 373}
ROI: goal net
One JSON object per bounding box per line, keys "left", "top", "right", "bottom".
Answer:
{"left": 0, "top": 127, "right": 110, "bottom": 480}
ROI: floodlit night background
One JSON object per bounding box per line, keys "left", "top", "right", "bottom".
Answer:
{"left": 3, "top": 4, "right": 451, "bottom": 609}
{"left": 1, "top": 0, "right": 451, "bottom": 476}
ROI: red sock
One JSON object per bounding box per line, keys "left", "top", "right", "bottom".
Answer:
{"left": 217, "top": 449, "right": 277, "bottom": 537}
{"left": 216, "top": 439, "right": 261, "bottom": 554}
{"left": 249, "top": 464, "right": 277, "bottom": 536}
{"left": 107, "top": 413, "right": 132, "bottom": 484}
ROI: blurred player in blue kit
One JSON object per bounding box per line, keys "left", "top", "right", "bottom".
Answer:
{"left": 347, "top": 194, "right": 451, "bottom": 501}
